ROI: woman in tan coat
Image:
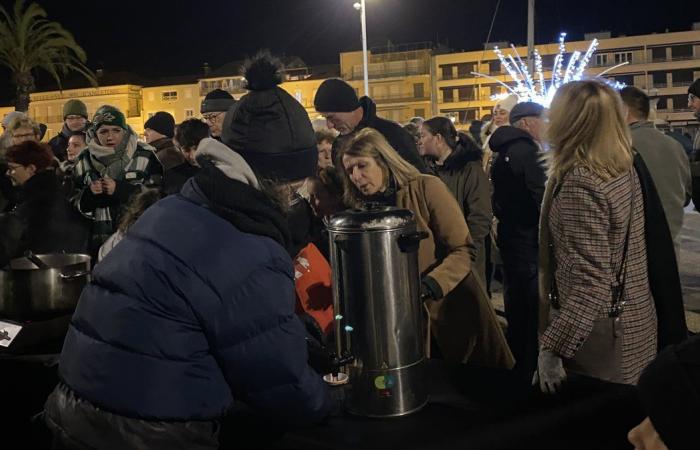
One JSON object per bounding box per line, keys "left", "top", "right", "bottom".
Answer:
{"left": 338, "top": 127, "right": 513, "bottom": 369}
{"left": 536, "top": 80, "right": 657, "bottom": 393}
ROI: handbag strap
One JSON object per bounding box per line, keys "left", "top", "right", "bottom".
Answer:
{"left": 610, "top": 170, "right": 635, "bottom": 316}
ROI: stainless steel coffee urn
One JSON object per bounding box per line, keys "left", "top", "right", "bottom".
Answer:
{"left": 327, "top": 205, "right": 428, "bottom": 417}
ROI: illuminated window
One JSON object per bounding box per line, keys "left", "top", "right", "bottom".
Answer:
{"left": 184, "top": 109, "right": 194, "bottom": 118}
{"left": 161, "top": 91, "right": 178, "bottom": 102}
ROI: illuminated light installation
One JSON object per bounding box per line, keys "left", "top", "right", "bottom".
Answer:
{"left": 473, "top": 32, "right": 629, "bottom": 107}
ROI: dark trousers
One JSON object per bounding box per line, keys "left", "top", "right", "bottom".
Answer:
{"left": 500, "top": 254, "right": 540, "bottom": 386}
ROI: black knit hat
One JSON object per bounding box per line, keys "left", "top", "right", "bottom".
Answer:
{"left": 314, "top": 78, "right": 360, "bottom": 113}
{"left": 144, "top": 111, "right": 175, "bottom": 138}
{"left": 201, "top": 89, "right": 235, "bottom": 114}
{"left": 221, "top": 51, "right": 317, "bottom": 182}
{"left": 637, "top": 336, "right": 700, "bottom": 450}
{"left": 689, "top": 78, "right": 700, "bottom": 98}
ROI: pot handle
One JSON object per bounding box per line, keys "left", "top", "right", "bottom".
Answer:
{"left": 59, "top": 270, "right": 90, "bottom": 281}
{"left": 398, "top": 231, "right": 429, "bottom": 253}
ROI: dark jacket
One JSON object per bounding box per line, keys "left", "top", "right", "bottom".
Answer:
{"left": 489, "top": 126, "right": 546, "bottom": 262}
{"left": 48, "top": 125, "right": 71, "bottom": 161}
{"left": 433, "top": 134, "right": 491, "bottom": 288}
{"left": 637, "top": 334, "right": 699, "bottom": 450}
{"left": 333, "top": 96, "right": 428, "bottom": 173}
{"left": 0, "top": 171, "right": 90, "bottom": 267}
{"left": 151, "top": 137, "right": 185, "bottom": 171}
{"left": 53, "top": 175, "right": 330, "bottom": 424}
{"left": 162, "top": 161, "right": 199, "bottom": 196}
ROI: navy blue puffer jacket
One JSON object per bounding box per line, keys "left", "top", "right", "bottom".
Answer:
{"left": 58, "top": 180, "right": 330, "bottom": 423}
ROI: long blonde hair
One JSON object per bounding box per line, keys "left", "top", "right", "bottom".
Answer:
{"left": 338, "top": 128, "right": 421, "bottom": 207}
{"left": 546, "top": 80, "right": 633, "bottom": 182}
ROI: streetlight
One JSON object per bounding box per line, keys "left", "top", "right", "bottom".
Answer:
{"left": 353, "top": 0, "right": 369, "bottom": 96}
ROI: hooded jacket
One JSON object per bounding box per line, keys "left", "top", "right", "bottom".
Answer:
{"left": 433, "top": 134, "right": 491, "bottom": 287}
{"left": 332, "top": 96, "right": 428, "bottom": 173}
{"left": 489, "top": 125, "right": 546, "bottom": 261}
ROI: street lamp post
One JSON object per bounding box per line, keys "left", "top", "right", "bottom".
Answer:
{"left": 354, "top": 1, "right": 370, "bottom": 96}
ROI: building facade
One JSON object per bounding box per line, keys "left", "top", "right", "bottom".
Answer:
{"left": 434, "top": 27, "right": 700, "bottom": 132}
{"left": 2, "top": 26, "right": 699, "bottom": 140}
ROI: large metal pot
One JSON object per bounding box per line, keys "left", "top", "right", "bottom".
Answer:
{"left": 328, "top": 204, "right": 428, "bottom": 417}
{"left": 0, "top": 253, "right": 91, "bottom": 321}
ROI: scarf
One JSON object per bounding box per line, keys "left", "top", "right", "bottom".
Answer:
{"left": 193, "top": 160, "right": 291, "bottom": 252}
{"left": 86, "top": 130, "right": 137, "bottom": 179}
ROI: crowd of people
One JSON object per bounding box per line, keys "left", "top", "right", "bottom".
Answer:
{"left": 1, "top": 50, "right": 699, "bottom": 449}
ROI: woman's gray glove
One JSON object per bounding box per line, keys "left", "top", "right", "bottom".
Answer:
{"left": 532, "top": 348, "right": 567, "bottom": 394}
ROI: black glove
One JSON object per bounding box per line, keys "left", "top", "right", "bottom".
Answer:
{"left": 298, "top": 313, "right": 336, "bottom": 375}
{"left": 420, "top": 276, "right": 443, "bottom": 301}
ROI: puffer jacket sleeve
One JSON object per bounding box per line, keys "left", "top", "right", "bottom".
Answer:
{"left": 191, "top": 253, "right": 331, "bottom": 425}
{"left": 422, "top": 176, "right": 472, "bottom": 296}
{"left": 540, "top": 174, "right": 612, "bottom": 358}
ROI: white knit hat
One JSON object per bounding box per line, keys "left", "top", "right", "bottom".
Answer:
{"left": 495, "top": 94, "right": 519, "bottom": 113}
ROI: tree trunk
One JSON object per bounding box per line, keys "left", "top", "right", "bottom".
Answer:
{"left": 14, "top": 71, "right": 34, "bottom": 112}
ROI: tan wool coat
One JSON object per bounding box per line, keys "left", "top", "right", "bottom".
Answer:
{"left": 538, "top": 166, "right": 657, "bottom": 384}
{"left": 397, "top": 174, "right": 514, "bottom": 369}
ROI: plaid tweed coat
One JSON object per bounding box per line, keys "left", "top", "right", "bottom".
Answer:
{"left": 539, "top": 165, "right": 657, "bottom": 384}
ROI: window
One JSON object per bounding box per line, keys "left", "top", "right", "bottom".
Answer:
{"left": 613, "top": 75, "right": 635, "bottom": 86}
{"left": 456, "top": 63, "right": 476, "bottom": 78}
{"left": 441, "top": 87, "right": 455, "bottom": 103}
{"left": 413, "top": 83, "right": 425, "bottom": 98}
{"left": 541, "top": 54, "right": 556, "bottom": 70}
{"left": 671, "top": 44, "right": 693, "bottom": 61}
{"left": 442, "top": 108, "right": 477, "bottom": 124}
{"left": 441, "top": 65, "right": 454, "bottom": 80}
{"left": 161, "top": 91, "right": 178, "bottom": 101}
{"left": 488, "top": 61, "right": 501, "bottom": 75}
{"left": 457, "top": 86, "right": 475, "bottom": 102}
{"left": 595, "top": 54, "right": 609, "bottom": 66}
{"left": 614, "top": 52, "right": 633, "bottom": 64}
{"left": 184, "top": 109, "right": 194, "bottom": 118}
{"left": 414, "top": 108, "right": 425, "bottom": 118}
{"left": 652, "top": 72, "right": 667, "bottom": 88}
{"left": 671, "top": 69, "right": 694, "bottom": 87}
{"left": 671, "top": 95, "right": 690, "bottom": 111}
{"left": 655, "top": 97, "right": 668, "bottom": 111}
{"left": 651, "top": 47, "right": 667, "bottom": 62}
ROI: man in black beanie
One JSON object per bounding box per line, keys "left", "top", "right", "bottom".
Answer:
{"left": 688, "top": 78, "right": 700, "bottom": 210}
{"left": 313, "top": 78, "right": 427, "bottom": 173}
{"left": 201, "top": 88, "right": 235, "bottom": 139}
{"left": 144, "top": 111, "right": 184, "bottom": 172}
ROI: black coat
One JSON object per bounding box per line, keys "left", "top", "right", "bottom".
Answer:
{"left": 0, "top": 171, "right": 90, "bottom": 267}
{"left": 434, "top": 135, "right": 491, "bottom": 287}
{"left": 489, "top": 126, "right": 547, "bottom": 262}
{"left": 162, "top": 161, "right": 199, "bottom": 196}
{"left": 332, "top": 96, "right": 429, "bottom": 173}
{"left": 633, "top": 153, "right": 687, "bottom": 349}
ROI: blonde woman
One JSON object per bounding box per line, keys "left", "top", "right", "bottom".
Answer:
{"left": 339, "top": 127, "right": 513, "bottom": 368}
{"left": 536, "top": 80, "right": 657, "bottom": 393}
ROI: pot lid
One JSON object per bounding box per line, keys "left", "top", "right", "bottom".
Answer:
{"left": 327, "top": 203, "right": 415, "bottom": 231}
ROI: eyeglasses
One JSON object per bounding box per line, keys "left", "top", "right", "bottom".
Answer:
{"left": 202, "top": 112, "right": 223, "bottom": 123}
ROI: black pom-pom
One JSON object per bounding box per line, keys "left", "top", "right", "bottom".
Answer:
{"left": 243, "top": 51, "right": 283, "bottom": 91}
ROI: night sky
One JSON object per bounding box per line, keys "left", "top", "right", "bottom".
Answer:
{"left": 1, "top": 0, "right": 699, "bottom": 103}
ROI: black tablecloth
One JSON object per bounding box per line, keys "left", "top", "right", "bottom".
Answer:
{"left": 2, "top": 355, "right": 644, "bottom": 450}
{"left": 222, "top": 360, "right": 644, "bottom": 450}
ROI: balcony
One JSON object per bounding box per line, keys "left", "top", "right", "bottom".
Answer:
{"left": 672, "top": 80, "right": 694, "bottom": 87}
{"left": 652, "top": 82, "right": 668, "bottom": 88}
{"left": 671, "top": 55, "right": 695, "bottom": 62}
{"left": 372, "top": 93, "right": 430, "bottom": 104}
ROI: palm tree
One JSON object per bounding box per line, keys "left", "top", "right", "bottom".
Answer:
{"left": 0, "top": 0, "right": 96, "bottom": 112}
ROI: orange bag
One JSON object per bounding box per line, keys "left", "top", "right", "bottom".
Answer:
{"left": 293, "top": 243, "right": 334, "bottom": 335}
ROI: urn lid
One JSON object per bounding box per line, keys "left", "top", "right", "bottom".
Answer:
{"left": 327, "top": 203, "right": 415, "bottom": 231}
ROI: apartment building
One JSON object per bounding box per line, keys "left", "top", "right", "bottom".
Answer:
{"left": 434, "top": 26, "right": 700, "bottom": 132}
{"left": 340, "top": 42, "right": 434, "bottom": 124}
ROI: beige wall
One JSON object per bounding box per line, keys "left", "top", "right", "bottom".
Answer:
{"left": 141, "top": 83, "right": 200, "bottom": 126}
